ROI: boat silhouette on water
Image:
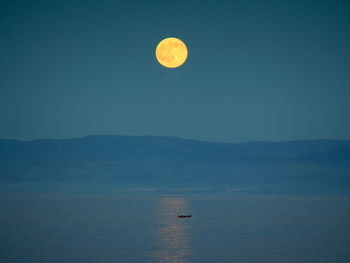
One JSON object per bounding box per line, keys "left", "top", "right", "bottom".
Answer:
{"left": 178, "top": 213, "right": 192, "bottom": 218}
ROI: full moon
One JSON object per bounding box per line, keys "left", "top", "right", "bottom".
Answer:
{"left": 155, "top": 37, "right": 188, "bottom": 68}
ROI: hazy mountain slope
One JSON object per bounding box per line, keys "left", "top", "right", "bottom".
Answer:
{"left": 0, "top": 135, "right": 349, "bottom": 192}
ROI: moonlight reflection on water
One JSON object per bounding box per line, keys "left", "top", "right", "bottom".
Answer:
{"left": 153, "top": 197, "right": 195, "bottom": 263}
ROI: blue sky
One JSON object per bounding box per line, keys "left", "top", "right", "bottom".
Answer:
{"left": 1, "top": 0, "right": 350, "bottom": 142}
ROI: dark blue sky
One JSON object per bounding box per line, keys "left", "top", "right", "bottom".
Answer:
{"left": 1, "top": 0, "right": 350, "bottom": 142}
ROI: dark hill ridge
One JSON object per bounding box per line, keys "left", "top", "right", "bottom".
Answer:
{"left": 1, "top": 135, "right": 349, "bottom": 162}
{"left": 0, "top": 135, "right": 350, "bottom": 193}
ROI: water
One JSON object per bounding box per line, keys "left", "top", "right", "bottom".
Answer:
{"left": 1, "top": 193, "right": 350, "bottom": 263}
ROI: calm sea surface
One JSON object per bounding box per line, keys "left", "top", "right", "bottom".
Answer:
{"left": 1, "top": 193, "right": 350, "bottom": 263}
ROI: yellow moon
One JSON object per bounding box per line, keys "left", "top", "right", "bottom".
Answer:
{"left": 155, "top": 37, "right": 188, "bottom": 68}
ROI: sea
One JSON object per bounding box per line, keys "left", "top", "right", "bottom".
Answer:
{"left": 1, "top": 193, "right": 350, "bottom": 263}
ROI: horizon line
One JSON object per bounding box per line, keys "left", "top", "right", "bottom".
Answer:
{"left": 1, "top": 134, "right": 349, "bottom": 144}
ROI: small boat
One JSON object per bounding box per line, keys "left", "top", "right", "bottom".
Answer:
{"left": 178, "top": 214, "right": 192, "bottom": 218}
